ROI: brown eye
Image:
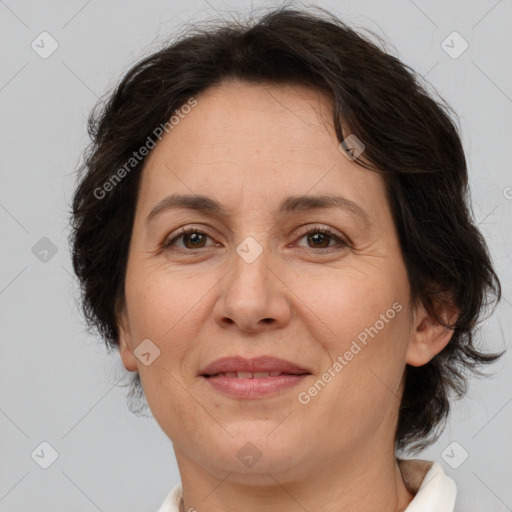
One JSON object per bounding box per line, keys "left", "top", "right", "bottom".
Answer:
{"left": 163, "top": 228, "right": 213, "bottom": 250}
{"left": 306, "top": 232, "right": 331, "bottom": 249}
{"left": 181, "top": 232, "right": 207, "bottom": 249}
{"left": 298, "top": 226, "right": 349, "bottom": 252}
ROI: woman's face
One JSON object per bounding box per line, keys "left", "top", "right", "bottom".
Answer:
{"left": 117, "top": 80, "right": 420, "bottom": 483}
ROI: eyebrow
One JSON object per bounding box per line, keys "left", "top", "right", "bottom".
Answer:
{"left": 146, "top": 193, "right": 370, "bottom": 225}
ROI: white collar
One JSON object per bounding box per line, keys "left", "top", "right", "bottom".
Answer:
{"left": 157, "top": 458, "right": 456, "bottom": 512}
{"left": 398, "top": 458, "right": 457, "bottom": 511}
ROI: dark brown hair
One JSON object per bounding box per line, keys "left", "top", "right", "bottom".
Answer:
{"left": 68, "top": 5, "right": 504, "bottom": 454}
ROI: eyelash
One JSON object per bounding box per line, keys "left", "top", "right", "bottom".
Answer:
{"left": 162, "top": 225, "right": 349, "bottom": 253}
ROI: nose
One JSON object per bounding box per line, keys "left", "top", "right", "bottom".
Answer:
{"left": 214, "top": 244, "right": 292, "bottom": 333}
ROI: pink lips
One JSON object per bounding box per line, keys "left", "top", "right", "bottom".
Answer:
{"left": 199, "top": 355, "right": 311, "bottom": 399}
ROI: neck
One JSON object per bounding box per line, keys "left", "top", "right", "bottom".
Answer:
{"left": 174, "top": 443, "right": 414, "bottom": 512}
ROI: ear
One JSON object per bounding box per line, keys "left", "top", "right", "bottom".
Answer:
{"left": 116, "top": 298, "right": 139, "bottom": 372}
{"left": 406, "top": 297, "right": 460, "bottom": 367}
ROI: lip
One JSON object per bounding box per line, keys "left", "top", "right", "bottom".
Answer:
{"left": 199, "top": 355, "right": 311, "bottom": 376}
{"left": 199, "top": 355, "right": 311, "bottom": 399}
{"left": 203, "top": 373, "right": 309, "bottom": 398}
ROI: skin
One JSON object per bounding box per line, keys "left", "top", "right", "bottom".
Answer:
{"left": 117, "top": 79, "right": 458, "bottom": 512}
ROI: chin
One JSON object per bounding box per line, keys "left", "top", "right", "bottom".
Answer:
{"left": 212, "top": 436, "right": 306, "bottom": 477}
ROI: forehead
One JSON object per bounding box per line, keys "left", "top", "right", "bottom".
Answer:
{"left": 164, "top": 79, "right": 338, "bottom": 156}
{"left": 136, "top": 79, "right": 386, "bottom": 219}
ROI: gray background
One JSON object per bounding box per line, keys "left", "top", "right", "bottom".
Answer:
{"left": 0, "top": 0, "right": 511, "bottom": 510}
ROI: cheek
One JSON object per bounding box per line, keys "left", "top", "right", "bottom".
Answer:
{"left": 125, "top": 264, "right": 213, "bottom": 343}
{"left": 124, "top": 269, "right": 207, "bottom": 433}
{"left": 292, "top": 264, "right": 410, "bottom": 394}
{"left": 291, "top": 267, "right": 400, "bottom": 343}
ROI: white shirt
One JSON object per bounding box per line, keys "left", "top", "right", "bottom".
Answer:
{"left": 156, "top": 458, "right": 457, "bottom": 512}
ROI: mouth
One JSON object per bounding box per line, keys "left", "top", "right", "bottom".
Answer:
{"left": 199, "top": 354, "right": 311, "bottom": 377}
{"left": 199, "top": 355, "right": 312, "bottom": 398}
{"left": 200, "top": 371, "right": 310, "bottom": 398}
{"left": 202, "top": 371, "right": 309, "bottom": 378}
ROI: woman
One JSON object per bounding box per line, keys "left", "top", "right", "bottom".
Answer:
{"left": 69, "top": 6, "right": 503, "bottom": 511}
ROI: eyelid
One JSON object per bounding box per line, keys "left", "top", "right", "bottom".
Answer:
{"left": 295, "top": 224, "right": 346, "bottom": 239}
{"left": 162, "top": 225, "right": 217, "bottom": 249}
